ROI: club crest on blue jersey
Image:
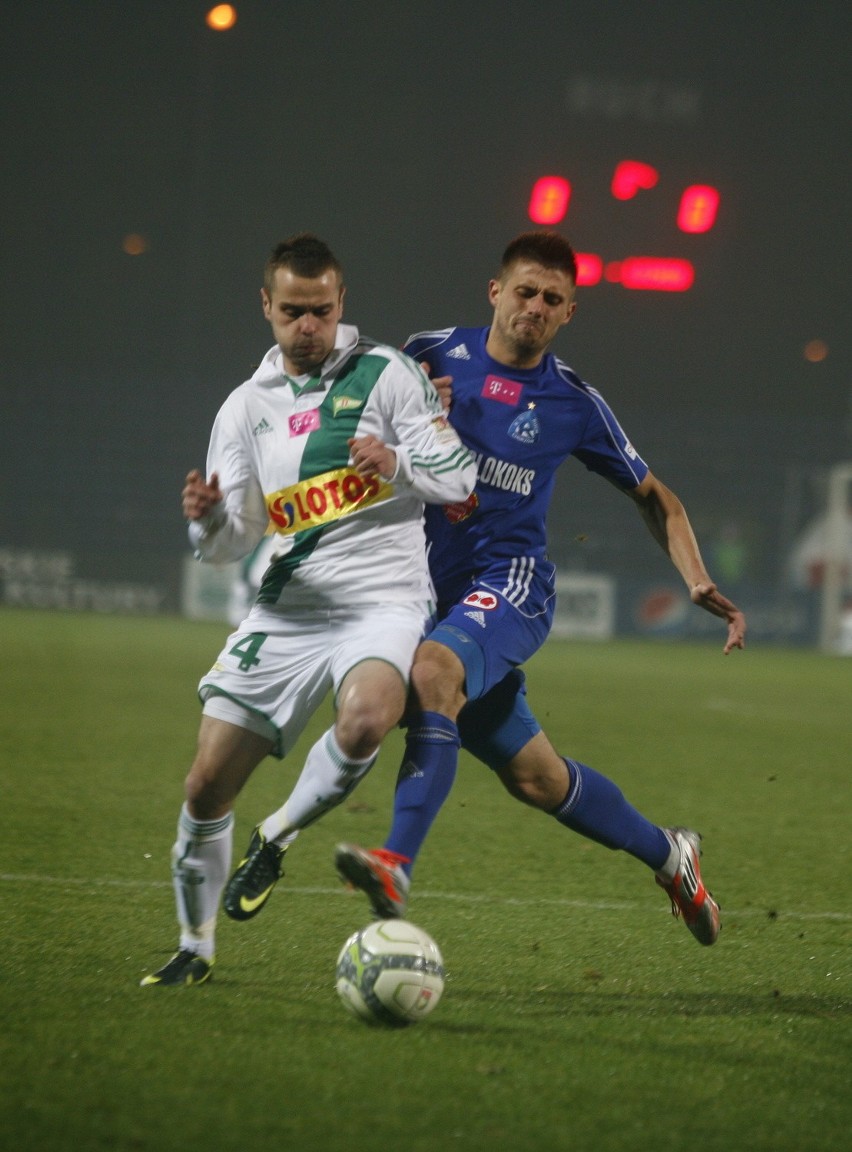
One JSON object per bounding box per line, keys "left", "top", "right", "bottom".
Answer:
{"left": 508, "top": 404, "right": 541, "bottom": 444}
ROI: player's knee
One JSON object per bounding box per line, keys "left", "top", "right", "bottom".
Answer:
{"left": 499, "top": 772, "right": 549, "bottom": 809}
{"left": 409, "top": 643, "right": 466, "bottom": 715}
{"left": 497, "top": 761, "right": 568, "bottom": 811}
{"left": 335, "top": 701, "right": 400, "bottom": 759}
{"left": 515, "top": 774, "right": 554, "bottom": 811}
{"left": 184, "top": 761, "right": 230, "bottom": 820}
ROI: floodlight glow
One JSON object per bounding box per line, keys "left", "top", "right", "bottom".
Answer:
{"left": 206, "top": 5, "right": 237, "bottom": 30}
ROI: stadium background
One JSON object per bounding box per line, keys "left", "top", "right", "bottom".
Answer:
{"left": 1, "top": 1, "right": 849, "bottom": 643}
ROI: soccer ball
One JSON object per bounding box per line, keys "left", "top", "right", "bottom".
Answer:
{"left": 335, "top": 919, "right": 445, "bottom": 1027}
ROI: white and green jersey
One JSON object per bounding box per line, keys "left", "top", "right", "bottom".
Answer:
{"left": 189, "top": 324, "right": 477, "bottom": 609}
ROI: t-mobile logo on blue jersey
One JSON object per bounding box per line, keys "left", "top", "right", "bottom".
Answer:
{"left": 482, "top": 376, "right": 522, "bottom": 406}
{"left": 473, "top": 451, "right": 535, "bottom": 495}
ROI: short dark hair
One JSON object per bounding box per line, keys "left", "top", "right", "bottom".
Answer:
{"left": 264, "top": 233, "right": 343, "bottom": 294}
{"left": 499, "top": 230, "right": 577, "bottom": 284}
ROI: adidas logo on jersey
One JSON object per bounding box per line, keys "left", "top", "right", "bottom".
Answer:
{"left": 447, "top": 343, "right": 471, "bottom": 360}
{"left": 464, "top": 610, "right": 486, "bottom": 627}
{"left": 253, "top": 418, "right": 273, "bottom": 436}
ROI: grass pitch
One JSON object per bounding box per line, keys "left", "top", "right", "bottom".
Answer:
{"left": 1, "top": 608, "right": 850, "bottom": 1152}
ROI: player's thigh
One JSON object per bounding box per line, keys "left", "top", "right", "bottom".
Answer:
{"left": 330, "top": 602, "right": 428, "bottom": 747}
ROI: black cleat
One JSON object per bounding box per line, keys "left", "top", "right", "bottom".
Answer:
{"left": 141, "top": 949, "right": 213, "bottom": 987}
{"left": 223, "top": 827, "right": 287, "bottom": 921}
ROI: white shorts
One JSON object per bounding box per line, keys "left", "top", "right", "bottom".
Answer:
{"left": 199, "top": 601, "right": 430, "bottom": 758}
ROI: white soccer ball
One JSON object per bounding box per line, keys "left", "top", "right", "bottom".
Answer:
{"left": 335, "top": 919, "right": 445, "bottom": 1027}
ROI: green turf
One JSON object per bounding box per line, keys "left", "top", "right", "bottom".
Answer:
{"left": 2, "top": 608, "right": 849, "bottom": 1152}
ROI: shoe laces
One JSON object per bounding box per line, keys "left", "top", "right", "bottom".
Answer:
{"left": 246, "top": 838, "right": 285, "bottom": 886}
{"left": 163, "top": 949, "right": 201, "bottom": 975}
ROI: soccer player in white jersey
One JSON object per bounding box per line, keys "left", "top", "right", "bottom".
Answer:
{"left": 235, "top": 231, "right": 746, "bottom": 949}
{"left": 141, "top": 234, "right": 476, "bottom": 987}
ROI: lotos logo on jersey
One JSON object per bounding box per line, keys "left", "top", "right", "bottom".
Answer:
{"left": 443, "top": 492, "right": 479, "bottom": 524}
{"left": 266, "top": 467, "right": 393, "bottom": 535}
{"left": 463, "top": 590, "right": 499, "bottom": 610}
{"left": 482, "top": 375, "right": 522, "bottom": 406}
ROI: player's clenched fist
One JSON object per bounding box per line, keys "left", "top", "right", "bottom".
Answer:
{"left": 182, "top": 469, "right": 223, "bottom": 520}
{"left": 348, "top": 436, "right": 397, "bottom": 481}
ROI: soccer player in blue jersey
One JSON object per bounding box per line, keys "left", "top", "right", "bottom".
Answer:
{"left": 331, "top": 231, "right": 746, "bottom": 945}
{"left": 232, "top": 231, "right": 745, "bottom": 946}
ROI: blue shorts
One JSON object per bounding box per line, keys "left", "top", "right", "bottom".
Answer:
{"left": 428, "top": 561, "right": 555, "bottom": 700}
{"left": 425, "top": 560, "right": 555, "bottom": 769}
{"left": 456, "top": 668, "right": 541, "bottom": 771}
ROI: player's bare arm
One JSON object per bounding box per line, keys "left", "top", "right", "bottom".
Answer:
{"left": 348, "top": 436, "right": 397, "bottom": 480}
{"left": 629, "top": 471, "right": 746, "bottom": 653}
{"left": 182, "top": 469, "right": 223, "bottom": 521}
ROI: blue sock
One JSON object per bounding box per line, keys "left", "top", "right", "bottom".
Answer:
{"left": 552, "top": 759, "right": 671, "bottom": 871}
{"left": 385, "top": 711, "right": 461, "bottom": 874}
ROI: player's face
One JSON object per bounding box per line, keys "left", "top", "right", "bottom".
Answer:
{"left": 486, "top": 260, "right": 576, "bottom": 368}
{"left": 261, "top": 267, "right": 345, "bottom": 375}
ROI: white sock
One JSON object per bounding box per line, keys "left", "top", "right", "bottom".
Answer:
{"left": 171, "top": 804, "right": 234, "bottom": 960}
{"left": 260, "top": 727, "right": 377, "bottom": 843}
{"left": 655, "top": 830, "right": 681, "bottom": 881}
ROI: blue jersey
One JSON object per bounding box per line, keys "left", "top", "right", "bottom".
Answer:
{"left": 404, "top": 325, "right": 649, "bottom": 603}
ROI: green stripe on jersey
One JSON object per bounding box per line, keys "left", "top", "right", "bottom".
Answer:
{"left": 257, "top": 351, "right": 389, "bottom": 603}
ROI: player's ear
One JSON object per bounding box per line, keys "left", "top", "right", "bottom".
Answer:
{"left": 338, "top": 284, "right": 346, "bottom": 315}
{"left": 260, "top": 287, "right": 271, "bottom": 319}
{"left": 562, "top": 299, "right": 577, "bottom": 326}
{"left": 487, "top": 278, "right": 501, "bottom": 307}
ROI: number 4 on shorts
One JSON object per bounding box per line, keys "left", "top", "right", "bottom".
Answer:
{"left": 228, "top": 632, "right": 268, "bottom": 671}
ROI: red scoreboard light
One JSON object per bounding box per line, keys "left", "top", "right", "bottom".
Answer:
{"left": 613, "top": 257, "right": 695, "bottom": 292}
{"left": 611, "top": 159, "right": 659, "bottom": 200}
{"left": 527, "top": 160, "right": 720, "bottom": 291}
{"left": 575, "top": 252, "right": 603, "bottom": 286}
{"left": 677, "top": 184, "right": 720, "bottom": 233}
{"left": 528, "top": 176, "right": 572, "bottom": 225}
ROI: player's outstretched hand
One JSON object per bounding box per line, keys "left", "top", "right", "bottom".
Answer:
{"left": 348, "top": 436, "right": 396, "bottom": 481}
{"left": 690, "top": 582, "right": 747, "bottom": 654}
{"left": 182, "top": 469, "right": 223, "bottom": 521}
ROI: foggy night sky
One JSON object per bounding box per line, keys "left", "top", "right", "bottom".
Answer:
{"left": 1, "top": 1, "right": 849, "bottom": 585}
